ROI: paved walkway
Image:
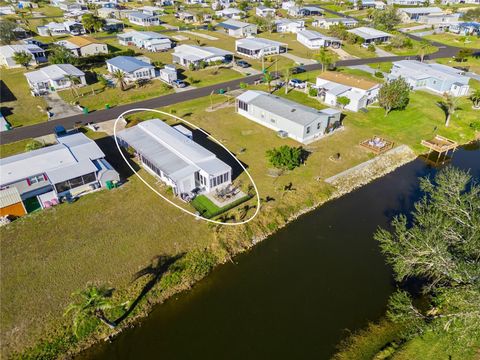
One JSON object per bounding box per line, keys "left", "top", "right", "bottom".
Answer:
{"left": 330, "top": 47, "right": 357, "bottom": 60}
{"left": 232, "top": 66, "right": 262, "bottom": 76}
{"left": 280, "top": 52, "right": 316, "bottom": 65}
{"left": 44, "top": 92, "right": 82, "bottom": 120}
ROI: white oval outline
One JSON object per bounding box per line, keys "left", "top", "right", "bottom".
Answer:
{"left": 112, "top": 108, "right": 261, "bottom": 226}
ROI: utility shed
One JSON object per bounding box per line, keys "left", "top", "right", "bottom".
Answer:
{"left": 0, "top": 187, "right": 26, "bottom": 217}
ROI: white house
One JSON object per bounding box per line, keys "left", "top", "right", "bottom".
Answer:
{"left": 399, "top": 7, "right": 443, "bottom": 22}
{"left": 312, "top": 17, "right": 359, "bottom": 29}
{"left": 24, "top": 64, "right": 86, "bottom": 95}
{"left": 0, "top": 44, "right": 47, "bottom": 68}
{"left": 387, "top": 0, "right": 427, "bottom": 4}
{"left": 0, "top": 132, "right": 119, "bottom": 210}
{"left": 127, "top": 11, "right": 161, "bottom": 27}
{"left": 140, "top": 6, "right": 163, "bottom": 15}
{"left": 218, "top": 19, "right": 258, "bottom": 37}
{"left": 281, "top": 0, "right": 296, "bottom": 10}
{"left": 388, "top": 60, "right": 470, "bottom": 96}
{"left": 37, "top": 21, "right": 85, "bottom": 36}
{"left": 275, "top": 19, "right": 305, "bottom": 33}
{"left": 256, "top": 5, "right": 275, "bottom": 17}
{"left": 347, "top": 26, "right": 392, "bottom": 44}
{"left": 235, "top": 38, "right": 287, "bottom": 58}
{"left": 215, "top": 7, "right": 245, "bottom": 19}
{"left": 297, "top": 30, "right": 342, "bottom": 49}
{"left": 236, "top": 90, "right": 342, "bottom": 144}
{"left": 172, "top": 44, "right": 233, "bottom": 67}
{"left": 117, "top": 31, "right": 172, "bottom": 51}
{"left": 315, "top": 72, "right": 380, "bottom": 112}
{"left": 116, "top": 119, "right": 232, "bottom": 198}
{"left": 159, "top": 64, "right": 178, "bottom": 84}
{"left": 106, "top": 56, "right": 156, "bottom": 81}
{"left": 55, "top": 35, "right": 108, "bottom": 57}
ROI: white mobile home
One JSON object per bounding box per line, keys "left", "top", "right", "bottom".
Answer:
{"left": 274, "top": 19, "right": 305, "bottom": 33}
{"left": 218, "top": 19, "right": 258, "bottom": 37}
{"left": 159, "top": 64, "right": 178, "bottom": 84}
{"left": 0, "top": 44, "right": 47, "bottom": 68}
{"left": 117, "top": 31, "right": 172, "bottom": 51}
{"left": 106, "top": 56, "right": 156, "bottom": 81}
{"left": 172, "top": 44, "right": 232, "bottom": 67}
{"left": 127, "top": 12, "right": 161, "bottom": 27}
{"left": 0, "top": 132, "right": 119, "bottom": 211}
{"left": 256, "top": 5, "right": 275, "bottom": 17}
{"left": 312, "top": 17, "right": 359, "bottom": 29}
{"left": 236, "top": 90, "right": 342, "bottom": 144}
{"left": 315, "top": 72, "right": 380, "bottom": 112}
{"left": 117, "top": 119, "right": 232, "bottom": 198}
{"left": 55, "top": 35, "right": 108, "bottom": 57}
{"left": 37, "top": 21, "right": 84, "bottom": 36}
{"left": 297, "top": 30, "right": 342, "bottom": 49}
{"left": 388, "top": 60, "right": 470, "bottom": 96}
{"left": 235, "top": 38, "right": 287, "bottom": 58}
{"left": 24, "top": 64, "right": 86, "bottom": 95}
{"left": 347, "top": 26, "right": 392, "bottom": 44}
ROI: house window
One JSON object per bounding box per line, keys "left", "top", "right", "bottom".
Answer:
{"left": 270, "top": 118, "right": 276, "bottom": 124}
{"left": 28, "top": 174, "right": 44, "bottom": 184}
{"left": 54, "top": 172, "right": 97, "bottom": 193}
{"left": 238, "top": 100, "right": 248, "bottom": 111}
{"left": 306, "top": 126, "right": 311, "bottom": 134}
{"left": 317, "top": 122, "right": 321, "bottom": 130}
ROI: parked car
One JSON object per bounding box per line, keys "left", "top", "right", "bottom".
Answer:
{"left": 361, "top": 43, "right": 370, "bottom": 48}
{"left": 291, "top": 66, "right": 306, "bottom": 74}
{"left": 236, "top": 60, "right": 250, "bottom": 68}
{"left": 172, "top": 79, "right": 187, "bottom": 88}
{"left": 288, "top": 79, "right": 306, "bottom": 89}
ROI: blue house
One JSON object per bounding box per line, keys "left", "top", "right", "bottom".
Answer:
{"left": 106, "top": 56, "right": 156, "bottom": 81}
{"left": 388, "top": 60, "right": 470, "bottom": 96}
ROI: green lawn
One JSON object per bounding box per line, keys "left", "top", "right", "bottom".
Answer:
{"left": 0, "top": 139, "right": 33, "bottom": 158}
{"left": 435, "top": 56, "right": 480, "bottom": 73}
{"left": 424, "top": 33, "right": 480, "bottom": 49}
{"left": 0, "top": 67, "right": 48, "bottom": 127}
{"left": 1, "top": 71, "right": 479, "bottom": 358}
{"left": 341, "top": 42, "right": 377, "bottom": 59}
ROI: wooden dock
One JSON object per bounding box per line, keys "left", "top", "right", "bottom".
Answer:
{"left": 421, "top": 135, "right": 458, "bottom": 164}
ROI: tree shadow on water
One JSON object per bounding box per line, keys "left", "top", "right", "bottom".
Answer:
{"left": 114, "top": 253, "right": 185, "bottom": 324}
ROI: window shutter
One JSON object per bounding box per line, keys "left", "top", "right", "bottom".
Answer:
{"left": 43, "top": 174, "right": 48, "bottom": 181}
{"left": 26, "top": 178, "right": 31, "bottom": 186}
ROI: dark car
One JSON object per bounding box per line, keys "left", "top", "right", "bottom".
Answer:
{"left": 173, "top": 79, "right": 187, "bottom": 88}
{"left": 291, "top": 66, "right": 306, "bottom": 74}
{"left": 236, "top": 60, "right": 251, "bottom": 68}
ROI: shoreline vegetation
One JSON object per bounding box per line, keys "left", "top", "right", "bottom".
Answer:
{"left": 1, "top": 83, "right": 479, "bottom": 358}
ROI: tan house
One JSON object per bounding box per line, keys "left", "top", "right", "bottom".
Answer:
{"left": 56, "top": 36, "right": 108, "bottom": 57}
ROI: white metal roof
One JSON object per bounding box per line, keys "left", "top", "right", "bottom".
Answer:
{"left": 0, "top": 133, "right": 105, "bottom": 185}
{"left": 347, "top": 26, "right": 392, "bottom": 40}
{"left": 173, "top": 44, "right": 232, "bottom": 61}
{"left": 392, "top": 60, "right": 467, "bottom": 81}
{"left": 236, "top": 37, "right": 284, "bottom": 50}
{"left": 24, "top": 64, "right": 84, "bottom": 84}
{"left": 117, "top": 120, "right": 231, "bottom": 180}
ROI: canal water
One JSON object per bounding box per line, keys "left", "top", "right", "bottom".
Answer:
{"left": 80, "top": 144, "right": 479, "bottom": 360}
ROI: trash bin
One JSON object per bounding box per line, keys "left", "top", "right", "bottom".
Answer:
{"left": 105, "top": 180, "right": 113, "bottom": 190}
{"left": 105, "top": 104, "right": 110, "bottom": 109}
{"left": 82, "top": 107, "right": 89, "bottom": 114}
{"left": 218, "top": 88, "right": 225, "bottom": 94}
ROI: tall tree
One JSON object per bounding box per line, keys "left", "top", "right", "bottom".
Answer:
{"left": 112, "top": 69, "right": 127, "bottom": 91}
{"left": 64, "top": 285, "right": 117, "bottom": 337}
{"left": 316, "top": 48, "right": 333, "bottom": 72}
{"left": 375, "top": 168, "right": 480, "bottom": 353}
{"left": 65, "top": 75, "right": 81, "bottom": 98}
{"left": 48, "top": 44, "right": 76, "bottom": 65}
{"left": 370, "top": 7, "right": 400, "bottom": 31}
{"left": 263, "top": 72, "right": 273, "bottom": 92}
{"left": 13, "top": 51, "right": 32, "bottom": 69}
{"left": 378, "top": 77, "right": 410, "bottom": 116}
{"left": 284, "top": 67, "right": 291, "bottom": 94}
{"left": 438, "top": 92, "right": 459, "bottom": 127}
{"left": 418, "top": 40, "right": 433, "bottom": 62}
{"left": 0, "top": 20, "right": 18, "bottom": 44}
{"left": 81, "top": 13, "right": 104, "bottom": 33}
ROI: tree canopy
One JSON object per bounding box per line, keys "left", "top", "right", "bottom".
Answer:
{"left": 266, "top": 145, "right": 305, "bottom": 170}
{"left": 375, "top": 167, "right": 480, "bottom": 352}
{"left": 378, "top": 77, "right": 410, "bottom": 116}
{"left": 48, "top": 44, "right": 77, "bottom": 65}
{"left": 370, "top": 7, "right": 400, "bottom": 31}
{"left": 0, "top": 20, "right": 18, "bottom": 45}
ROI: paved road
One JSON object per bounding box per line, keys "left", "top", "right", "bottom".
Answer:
{"left": 1, "top": 8, "right": 478, "bottom": 145}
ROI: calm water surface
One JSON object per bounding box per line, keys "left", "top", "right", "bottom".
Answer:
{"left": 80, "top": 144, "right": 480, "bottom": 360}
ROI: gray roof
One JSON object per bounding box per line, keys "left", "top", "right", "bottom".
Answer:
{"left": 106, "top": 56, "right": 153, "bottom": 73}
{"left": 401, "top": 7, "right": 442, "bottom": 14}
{"left": 116, "top": 120, "right": 230, "bottom": 180}
{"left": 0, "top": 133, "right": 105, "bottom": 185}
{"left": 24, "top": 64, "right": 84, "bottom": 83}
{"left": 128, "top": 11, "right": 158, "bottom": 20}
{"left": 237, "top": 90, "right": 339, "bottom": 127}
{"left": 392, "top": 60, "right": 467, "bottom": 81}
{"left": 347, "top": 26, "right": 392, "bottom": 40}
{"left": 236, "top": 37, "right": 284, "bottom": 50}
{"left": 218, "top": 19, "right": 254, "bottom": 30}
{"left": 298, "top": 30, "right": 340, "bottom": 42}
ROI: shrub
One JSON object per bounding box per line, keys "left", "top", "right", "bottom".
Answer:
{"left": 375, "top": 71, "right": 384, "bottom": 78}
{"left": 367, "top": 44, "right": 375, "bottom": 52}
{"left": 308, "top": 87, "right": 318, "bottom": 97}
{"left": 266, "top": 145, "right": 305, "bottom": 170}
{"left": 25, "top": 139, "right": 44, "bottom": 152}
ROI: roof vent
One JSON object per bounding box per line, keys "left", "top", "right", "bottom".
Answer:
{"left": 291, "top": 109, "right": 296, "bottom": 112}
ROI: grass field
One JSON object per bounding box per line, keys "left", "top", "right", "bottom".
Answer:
{"left": 424, "top": 32, "right": 480, "bottom": 49}
{"left": 436, "top": 56, "right": 480, "bottom": 73}
{"left": 0, "top": 68, "right": 48, "bottom": 127}
{"left": 1, "top": 72, "right": 479, "bottom": 357}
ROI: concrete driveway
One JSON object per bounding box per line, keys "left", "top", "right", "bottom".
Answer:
{"left": 280, "top": 52, "right": 317, "bottom": 65}
{"left": 44, "top": 92, "right": 82, "bottom": 120}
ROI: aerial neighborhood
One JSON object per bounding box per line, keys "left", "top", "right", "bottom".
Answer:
{"left": 0, "top": 0, "right": 479, "bottom": 358}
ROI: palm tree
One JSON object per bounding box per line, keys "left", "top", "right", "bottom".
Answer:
{"left": 470, "top": 89, "right": 480, "bottom": 109}
{"left": 112, "top": 69, "right": 127, "bottom": 91}
{"left": 439, "top": 92, "right": 459, "bottom": 127}
{"left": 12, "top": 51, "right": 32, "bottom": 69}
{"left": 284, "top": 67, "right": 291, "bottom": 94}
{"left": 317, "top": 48, "right": 333, "bottom": 72}
{"left": 64, "top": 285, "right": 116, "bottom": 337}
{"left": 264, "top": 72, "right": 273, "bottom": 92}
{"left": 65, "top": 75, "right": 80, "bottom": 98}
{"left": 419, "top": 40, "right": 432, "bottom": 62}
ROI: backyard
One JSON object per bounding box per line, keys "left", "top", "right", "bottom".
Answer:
{"left": 424, "top": 32, "right": 480, "bottom": 49}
